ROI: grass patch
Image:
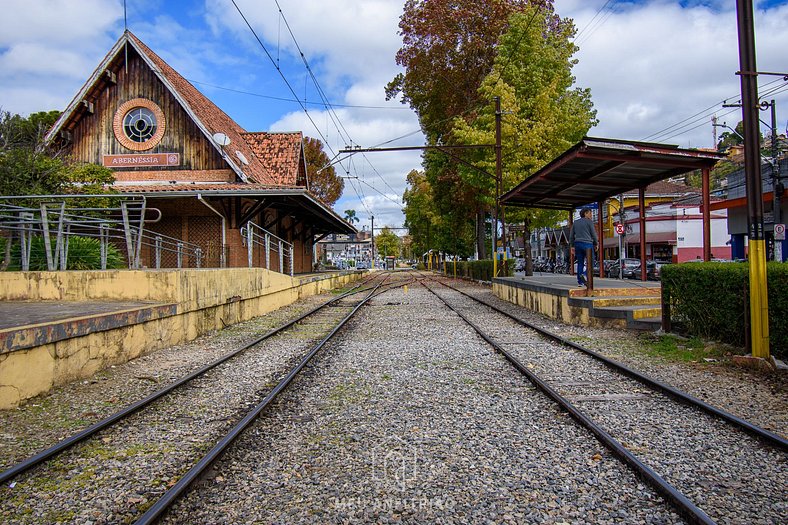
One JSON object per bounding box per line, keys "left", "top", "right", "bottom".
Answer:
{"left": 641, "top": 334, "right": 733, "bottom": 363}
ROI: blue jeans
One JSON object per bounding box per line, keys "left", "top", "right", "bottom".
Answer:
{"left": 575, "top": 242, "right": 593, "bottom": 284}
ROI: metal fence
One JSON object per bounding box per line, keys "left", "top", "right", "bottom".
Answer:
{"left": 241, "top": 221, "right": 294, "bottom": 276}
{"left": 0, "top": 196, "right": 208, "bottom": 271}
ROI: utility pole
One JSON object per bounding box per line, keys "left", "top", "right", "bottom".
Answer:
{"left": 712, "top": 115, "right": 718, "bottom": 149}
{"left": 619, "top": 194, "right": 625, "bottom": 279}
{"left": 493, "top": 96, "right": 502, "bottom": 276}
{"left": 370, "top": 215, "right": 375, "bottom": 270}
{"left": 736, "top": 0, "right": 770, "bottom": 359}
{"left": 771, "top": 100, "right": 783, "bottom": 262}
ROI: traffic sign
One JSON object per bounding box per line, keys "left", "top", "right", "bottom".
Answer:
{"left": 615, "top": 223, "right": 625, "bottom": 235}
{"left": 775, "top": 223, "right": 785, "bottom": 241}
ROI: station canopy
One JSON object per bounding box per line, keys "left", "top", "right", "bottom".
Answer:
{"left": 500, "top": 137, "right": 725, "bottom": 210}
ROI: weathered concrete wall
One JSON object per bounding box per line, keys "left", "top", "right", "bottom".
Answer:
{"left": 493, "top": 281, "right": 592, "bottom": 326}
{"left": 0, "top": 269, "right": 360, "bottom": 409}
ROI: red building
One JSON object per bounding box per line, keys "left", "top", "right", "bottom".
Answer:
{"left": 45, "top": 31, "right": 353, "bottom": 272}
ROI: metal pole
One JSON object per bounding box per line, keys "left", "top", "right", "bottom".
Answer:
{"left": 771, "top": 100, "right": 782, "bottom": 262}
{"left": 597, "top": 200, "right": 604, "bottom": 277}
{"left": 494, "top": 96, "right": 502, "bottom": 276}
{"left": 100, "top": 224, "right": 108, "bottom": 270}
{"left": 736, "top": 0, "right": 769, "bottom": 359}
{"left": 265, "top": 233, "right": 271, "bottom": 270}
{"left": 568, "top": 211, "right": 574, "bottom": 275}
{"left": 155, "top": 236, "right": 162, "bottom": 269}
{"left": 702, "top": 167, "right": 711, "bottom": 261}
{"left": 619, "top": 194, "right": 625, "bottom": 278}
{"left": 246, "top": 226, "right": 254, "bottom": 268}
{"left": 639, "top": 188, "right": 647, "bottom": 281}
{"left": 371, "top": 215, "right": 375, "bottom": 269}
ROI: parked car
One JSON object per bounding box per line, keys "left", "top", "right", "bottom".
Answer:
{"left": 625, "top": 260, "right": 660, "bottom": 280}
{"left": 606, "top": 258, "right": 641, "bottom": 278}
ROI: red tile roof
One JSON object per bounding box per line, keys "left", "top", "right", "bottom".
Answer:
{"left": 115, "top": 183, "right": 303, "bottom": 193}
{"left": 242, "top": 132, "right": 305, "bottom": 186}
{"left": 624, "top": 180, "right": 695, "bottom": 196}
{"left": 126, "top": 32, "right": 285, "bottom": 186}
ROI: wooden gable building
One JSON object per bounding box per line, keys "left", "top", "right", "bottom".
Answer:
{"left": 45, "top": 31, "right": 354, "bottom": 273}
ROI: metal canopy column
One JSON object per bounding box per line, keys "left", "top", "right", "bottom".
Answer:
{"left": 702, "top": 167, "right": 711, "bottom": 261}
{"left": 597, "top": 200, "right": 604, "bottom": 277}
{"left": 639, "top": 188, "right": 647, "bottom": 281}
{"left": 568, "top": 211, "right": 574, "bottom": 275}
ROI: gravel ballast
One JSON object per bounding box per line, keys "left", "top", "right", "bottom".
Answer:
{"left": 1, "top": 273, "right": 785, "bottom": 524}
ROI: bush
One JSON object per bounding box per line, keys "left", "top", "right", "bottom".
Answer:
{"left": 0, "top": 235, "right": 124, "bottom": 270}
{"left": 662, "top": 262, "right": 787, "bottom": 358}
{"left": 440, "top": 259, "right": 514, "bottom": 281}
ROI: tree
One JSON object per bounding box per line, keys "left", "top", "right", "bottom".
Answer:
{"left": 0, "top": 109, "right": 115, "bottom": 197}
{"left": 387, "top": 0, "right": 560, "bottom": 257}
{"left": 375, "top": 227, "right": 401, "bottom": 258}
{"left": 0, "top": 109, "right": 116, "bottom": 269}
{"left": 717, "top": 121, "right": 745, "bottom": 152}
{"left": 449, "top": 7, "right": 596, "bottom": 273}
{"left": 402, "top": 169, "right": 434, "bottom": 257}
{"left": 343, "top": 209, "right": 359, "bottom": 225}
{"left": 303, "top": 136, "right": 344, "bottom": 206}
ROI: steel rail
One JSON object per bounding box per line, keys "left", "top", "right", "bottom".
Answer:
{"left": 0, "top": 274, "right": 380, "bottom": 485}
{"left": 423, "top": 282, "right": 717, "bottom": 525}
{"left": 437, "top": 278, "right": 788, "bottom": 451}
{"left": 134, "top": 279, "right": 387, "bottom": 524}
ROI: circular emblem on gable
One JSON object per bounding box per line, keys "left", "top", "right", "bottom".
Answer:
{"left": 113, "top": 98, "right": 166, "bottom": 151}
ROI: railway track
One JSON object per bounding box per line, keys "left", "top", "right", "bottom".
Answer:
{"left": 423, "top": 276, "right": 787, "bottom": 525}
{"left": 0, "top": 272, "right": 415, "bottom": 524}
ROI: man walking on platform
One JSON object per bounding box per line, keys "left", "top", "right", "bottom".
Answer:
{"left": 569, "top": 208, "right": 598, "bottom": 287}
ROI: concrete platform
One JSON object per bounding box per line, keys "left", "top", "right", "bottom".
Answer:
{"left": 493, "top": 273, "right": 662, "bottom": 330}
{"left": 0, "top": 301, "right": 177, "bottom": 354}
{"left": 0, "top": 269, "right": 362, "bottom": 409}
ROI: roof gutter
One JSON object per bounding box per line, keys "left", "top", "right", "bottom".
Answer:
{"left": 197, "top": 193, "right": 226, "bottom": 268}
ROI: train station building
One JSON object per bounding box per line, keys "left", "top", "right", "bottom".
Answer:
{"left": 44, "top": 31, "right": 354, "bottom": 273}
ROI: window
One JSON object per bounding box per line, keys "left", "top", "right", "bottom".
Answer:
{"left": 122, "top": 107, "right": 157, "bottom": 142}
{"left": 113, "top": 98, "right": 166, "bottom": 151}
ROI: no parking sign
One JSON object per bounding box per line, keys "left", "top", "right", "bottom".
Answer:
{"left": 775, "top": 223, "right": 785, "bottom": 241}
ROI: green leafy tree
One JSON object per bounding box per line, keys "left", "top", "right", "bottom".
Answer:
{"left": 0, "top": 109, "right": 117, "bottom": 268}
{"left": 402, "top": 169, "right": 435, "bottom": 257}
{"left": 303, "top": 136, "right": 344, "bottom": 206}
{"left": 343, "top": 209, "right": 359, "bottom": 225}
{"left": 716, "top": 121, "right": 745, "bottom": 152}
{"left": 450, "top": 7, "right": 596, "bottom": 273}
{"left": 375, "top": 227, "right": 401, "bottom": 258}
{"left": 387, "top": 0, "right": 548, "bottom": 257}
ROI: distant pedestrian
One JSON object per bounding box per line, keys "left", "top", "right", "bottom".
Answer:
{"left": 569, "top": 208, "right": 599, "bottom": 287}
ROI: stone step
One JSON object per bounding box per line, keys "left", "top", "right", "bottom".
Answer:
{"left": 587, "top": 296, "right": 661, "bottom": 308}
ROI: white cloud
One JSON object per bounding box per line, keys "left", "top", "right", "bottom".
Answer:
{"left": 0, "top": 0, "right": 122, "bottom": 46}
{"left": 3, "top": 0, "right": 785, "bottom": 228}
{"left": 555, "top": 0, "right": 788, "bottom": 147}
{"left": 0, "top": 0, "right": 123, "bottom": 115}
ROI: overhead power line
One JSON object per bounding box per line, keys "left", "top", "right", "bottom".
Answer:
{"left": 188, "top": 79, "right": 411, "bottom": 110}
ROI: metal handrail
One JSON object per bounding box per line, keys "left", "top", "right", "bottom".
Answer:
{"left": 240, "top": 221, "right": 294, "bottom": 276}
{"left": 0, "top": 197, "right": 210, "bottom": 270}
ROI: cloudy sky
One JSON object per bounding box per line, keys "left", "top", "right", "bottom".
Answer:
{"left": 1, "top": 0, "right": 786, "bottom": 230}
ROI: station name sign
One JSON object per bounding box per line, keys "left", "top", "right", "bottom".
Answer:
{"left": 102, "top": 153, "right": 180, "bottom": 167}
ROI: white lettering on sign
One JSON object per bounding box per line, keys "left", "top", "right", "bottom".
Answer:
{"left": 102, "top": 153, "right": 180, "bottom": 168}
